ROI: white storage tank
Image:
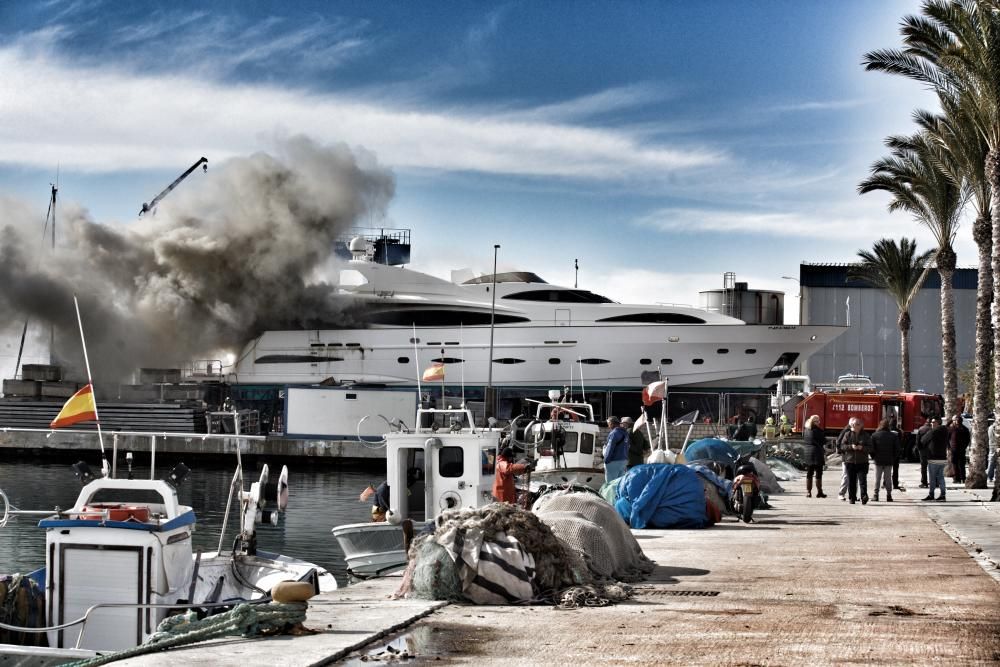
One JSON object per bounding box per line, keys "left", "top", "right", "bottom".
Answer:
{"left": 699, "top": 273, "right": 785, "bottom": 325}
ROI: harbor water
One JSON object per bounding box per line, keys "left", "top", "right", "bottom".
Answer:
{"left": 0, "top": 455, "right": 382, "bottom": 586}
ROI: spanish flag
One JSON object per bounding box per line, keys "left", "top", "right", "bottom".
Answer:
{"left": 50, "top": 384, "right": 98, "bottom": 429}
{"left": 422, "top": 362, "right": 445, "bottom": 382}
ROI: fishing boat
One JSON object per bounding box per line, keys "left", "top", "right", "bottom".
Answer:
{"left": 515, "top": 389, "right": 605, "bottom": 491}
{"left": 231, "top": 233, "right": 845, "bottom": 391}
{"left": 0, "top": 427, "right": 336, "bottom": 661}
{"left": 331, "top": 405, "right": 504, "bottom": 578}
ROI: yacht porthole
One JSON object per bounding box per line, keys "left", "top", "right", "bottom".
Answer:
{"left": 692, "top": 358, "right": 704, "bottom": 365}
{"left": 661, "top": 358, "right": 673, "bottom": 365}
{"left": 640, "top": 358, "right": 652, "bottom": 365}
{"left": 745, "top": 348, "right": 757, "bottom": 354}
{"left": 548, "top": 358, "right": 561, "bottom": 365}
{"left": 810, "top": 335, "right": 817, "bottom": 341}
{"left": 668, "top": 336, "right": 680, "bottom": 343}
{"left": 397, "top": 357, "right": 409, "bottom": 364}
{"left": 717, "top": 348, "right": 729, "bottom": 354}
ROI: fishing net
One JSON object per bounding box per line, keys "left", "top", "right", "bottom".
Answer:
{"left": 0, "top": 574, "right": 46, "bottom": 647}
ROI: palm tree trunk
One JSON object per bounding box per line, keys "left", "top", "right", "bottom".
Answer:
{"left": 988, "top": 145, "right": 1000, "bottom": 501}
{"left": 937, "top": 248, "right": 958, "bottom": 419}
{"left": 899, "top": 310, "right": 911, "bottom": 393}
{"left": 968, "top": 214, "right": 993, "bottom": 489}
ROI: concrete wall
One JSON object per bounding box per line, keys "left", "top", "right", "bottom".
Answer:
{"left": 800, "top": 267, "right": 977, "bottom": 394}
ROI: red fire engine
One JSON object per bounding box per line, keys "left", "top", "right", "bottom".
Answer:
{"left": 793, "top": 389, "right": 943, "bottom": 458}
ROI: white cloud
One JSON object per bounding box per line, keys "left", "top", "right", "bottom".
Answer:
{"left": 0, "top": 45, "right": 724, "bottom": 180}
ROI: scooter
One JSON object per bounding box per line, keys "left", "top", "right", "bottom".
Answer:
{"left": 730, "top": 455, "right": 761, "bottom": 523}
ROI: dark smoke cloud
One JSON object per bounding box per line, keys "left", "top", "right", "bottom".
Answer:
{"left": 0, "top": 136, "right": 394, "bottom": 384}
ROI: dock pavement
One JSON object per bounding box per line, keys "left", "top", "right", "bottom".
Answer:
{"left": 119, "top": 461, "right": 1000, "bottom": 665}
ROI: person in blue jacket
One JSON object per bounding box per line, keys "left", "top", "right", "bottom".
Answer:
{"left": 604, "top": 416, "right": 630, "bottom": 481}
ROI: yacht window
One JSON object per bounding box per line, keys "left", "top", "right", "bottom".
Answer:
{"left": 579, "top": 432, "right": 594, "bottom": 455}
{"left": 764, "top": 352, "right": 800, "bottom": 379}
{"left": 548, "top": 358, "right": 561, "bottom": 365}
{"left": 493, "top": 358, "right": 525, "bottom": 364}
{"left": 397, "top": 357, "right": 409, "bottom": 364}
{"left": 640, "top": 358, "right": 652, "bottom": 365}
{"left": 255, "top": 355, "right": 343, "bottom": 364}
{"left": 439, "top": 447, "right": 464, "bottom": 478}
{"left": 366, "top": 311, "right": 530, "bottom": 326}
{"left": 504, "top": 289, "right": 614, "bottom": 303}
{"left": 463, "top": 272, "right": 547, "bottom": 285}
{"left": 580, "top": 358, "right": 610, "bottom": 365}
{"left": 431, "top": 357, "right": 465, "bottom": 364}
{"left": 692, "top": 358, "right": 704, "bottom": 365}
{"left": 310, "top": 343, "right": 325, "bottom": 348}
{"left": 410, "top": 338, "right": 419, "bottom": 344}
{"left": 745, "top": 348, "right": 757, "bottom": 354}
{"left": 596, "top": 313, "right": 706, "bottom": 324}
{"left": 661, "top": 358, "right": 673, "bottom": 365}
{"left": 717, "top": 348, "right": 729, "bottom": 354}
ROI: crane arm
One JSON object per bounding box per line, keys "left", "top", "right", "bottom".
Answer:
{"left": 139, "top": 157, "right": 208, "bottom": 216}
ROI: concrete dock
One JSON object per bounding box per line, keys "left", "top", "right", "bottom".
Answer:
{"left": 117, "top": 461, "right": 1000, "bottom": 665}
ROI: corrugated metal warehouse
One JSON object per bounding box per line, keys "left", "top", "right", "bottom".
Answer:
{"left": 798, "top": 263, "right": 978, "bottom": 395}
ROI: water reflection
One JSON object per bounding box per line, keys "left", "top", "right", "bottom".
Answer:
{"left": 0, "top": 456, "right": 382, "bottom": 586}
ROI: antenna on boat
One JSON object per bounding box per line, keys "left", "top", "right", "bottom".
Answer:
{"left": 574, "top": 258, "right": 578, "bottom": 288}
{"left": 578, "top": 357, "right": 587, "bottom": 403}
{"left": 73, "top": 295, "right": 109, "bottom": 477}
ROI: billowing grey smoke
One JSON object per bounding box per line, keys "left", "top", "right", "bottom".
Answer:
{"left": 0, "top": 136, "right": 394, "bottom": 385}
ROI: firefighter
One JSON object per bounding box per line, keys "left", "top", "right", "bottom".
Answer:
{"left": 762, "top": 417, "right": 777, "bottom": 440}
{"left": 779, "top": 414, "right": 793, "bottom": 439}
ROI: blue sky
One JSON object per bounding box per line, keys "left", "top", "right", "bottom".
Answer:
{"left": 0, "top": 0, "right": 962, "bottom": 331}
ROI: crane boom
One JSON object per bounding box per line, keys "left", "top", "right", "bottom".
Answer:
{"left": 139, "top": 157, "right": 208, "bottom": 216}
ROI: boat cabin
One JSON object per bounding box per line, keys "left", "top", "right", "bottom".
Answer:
{"left": 519, "top": 395, "right": 604, "bottom": 489}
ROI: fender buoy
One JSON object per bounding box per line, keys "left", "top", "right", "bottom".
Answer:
{"left": 78, "top": 504, "right": 151, "bottom": 523}
{"left": 271, "top": 580, "right": 316, "bottom": 603}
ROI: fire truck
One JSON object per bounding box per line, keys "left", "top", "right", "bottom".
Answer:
{"left": 792, "top": 389, "right": 943, "bottom": 460}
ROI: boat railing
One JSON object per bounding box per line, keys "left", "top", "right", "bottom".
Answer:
{"left": 0, "top": 598, "right": 274, "bottom": 650}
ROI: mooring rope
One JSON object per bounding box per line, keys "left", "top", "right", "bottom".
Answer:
{"left": 67, "top": 602, "right": 307, "bottom": 667}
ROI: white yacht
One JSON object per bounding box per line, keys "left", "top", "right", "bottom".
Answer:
{"left": 230, "top": 236, "right": 844, "bottom": 390}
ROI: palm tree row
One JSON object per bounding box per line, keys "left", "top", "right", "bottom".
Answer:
{"left": 861, "top": 0, "right": 999, "bottom": 489}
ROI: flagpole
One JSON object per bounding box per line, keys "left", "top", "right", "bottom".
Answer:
{"left": 74, "top": 295, "right": 108, "bottom": 474}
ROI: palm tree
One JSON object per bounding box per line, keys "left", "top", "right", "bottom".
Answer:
{"left": 858, "top": 131, "right": 965, "bottom": 418}
{"left": 847, "top": 239, "right": 934, "bottom": 392}
{"left": 913, "top": 108, "right": 994, "bottom": 487}
{"left": 862, "top": 0, "right": 999, "bottom": 488}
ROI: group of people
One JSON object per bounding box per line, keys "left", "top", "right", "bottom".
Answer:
{"left": 915, "top": 414, "right": 971, "bottom": 501}
{"left": 801, "top": 415, "right": 902, "bottom": 504}
{"left": 603, "top": 414, "right": 652, "bottom": 481}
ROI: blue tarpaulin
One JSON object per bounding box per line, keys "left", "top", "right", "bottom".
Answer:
{"left": 684, "top": 438, "right": 739, "bottom": 469}
{"left": 614, "top": 464, "right": 709, "bottom": 529}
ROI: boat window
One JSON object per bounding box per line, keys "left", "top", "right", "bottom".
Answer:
{"left": 397, "top": 357, "right": 409, "bottom": 364}
{"left": 596, "top": 313, "right": 706, "bottom": 324}
{"left": 482, "top": 448, "right": 496, "bottom": 475}
{"left": 717, "top": 348, "right": 729, "bottom": 354}
{"left": 640, "top": 358, "right": 652, "bottom": 365}
{"left": 89, "top": 489, "right": 166, "bottom": 505}
{"left": 745, "top": 348, "right": 757, "bottom": 354}
{"left": 580, "top": 432, "right": 594, "bottom": 455}
{"left": 366, "top": 310, "right": 531, "bottom": 326}
{"left": 430, "top": 357, "right": 465, "bottom": 364}
{"left": 562, "top": 431, "right": 579, "bottom": 453}
{"left": 579, "top": 358, "right": 610, "bottom": 365}
{"left": 764, "top": 352, "right": 800, "bottom": 379}
{"left": 463, "top": 271, "right": 548, "bottom": 285}
{"left": 254, "top": 355, "right": 343, "bottom": 364}
{"left": 504, "top": 289, "right": 615, "bottom": 303}
{"left": 493, "top": 358, "right": 525, "bottom": 364}
{"left": 661, "top": 358, "right": 673, "bottom": 365}
{"left": 548, "top": 358, "right": 561, "bottom": 365}
{"left": 439, "top": 447, "right": 464, "bottom": 478}
{"left": 692, "top": 358, "right": 704, "bottom": 365}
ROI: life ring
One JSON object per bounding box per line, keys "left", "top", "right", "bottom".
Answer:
{"left": 78, "top": 504, "right": 151, "bottom": 523}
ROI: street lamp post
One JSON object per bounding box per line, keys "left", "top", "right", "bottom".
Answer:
{"left": 781, "top": 276, "right": 802, "bottom": 325}
{"left": 487, "top": 244, "right": 500, "bottom": 419}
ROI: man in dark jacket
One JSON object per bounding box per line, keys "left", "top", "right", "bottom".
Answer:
{"left": 915, "top": 419, "right": 933, "bottom": 487}
{"left": 870, "top": 418, "right": 900, "bottom": 502}
{"left": 623, "top": 416, "right": 650, "bottom": 469}
{"left": 920, "top": 417, "right": 949, "bottom": 501}
{"left": 840, "top": 417, "right": 872, "bottom": 504}
{"left": 949, "top": 415, "right": 970, "bottom": 484}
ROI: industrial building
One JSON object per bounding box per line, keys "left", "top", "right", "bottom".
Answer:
{"left": 798, "top": 263, "right": 978, "bottom": 395}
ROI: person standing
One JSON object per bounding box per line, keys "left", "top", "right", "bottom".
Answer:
{"left": 870, "top": 418, "right": 899, "bottom": 502}
{"left": 778, "top": 414, "right": 793, "bottom": 439}
{"left": 839, "top": 417, "right": 872, "bottom": 504}
{"left": 623, "top": 416, "right": 650, "bottom": 469}
{"left": 603, "top": 416, "right": 630, "bottom": 482}
{"left": 887, "top": 414, "right": 902, "bottom": 490}
{"left": 916, "top": 418, "right": 933, "bottom": 488}
{"left": 922, "top": 417, "right": 949, "bottom": 502}
{"left": 762, "top": 417, "right": 777, "bottom": 440}
{"left": 949, "top": 415, "right": 970, "bottom": 484}
{"left": 802, "top": 415, "right": 827, "bottom": 498}
{"left": 492, "top": 447, "right": 534, "bottom": 504}
{"left": 836, "top": 423, "right": 852, "bottom": 501}
{"left": 988, "top": 419, "right": 998, "bottom": 484}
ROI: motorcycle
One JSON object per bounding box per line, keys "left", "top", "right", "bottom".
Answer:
{"left": 730, "top": 454, "right": 761, "bottom": 523}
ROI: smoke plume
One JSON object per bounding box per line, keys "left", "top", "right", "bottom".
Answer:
{"left": 0, "top": 136, "right": 395, "bottom": 384}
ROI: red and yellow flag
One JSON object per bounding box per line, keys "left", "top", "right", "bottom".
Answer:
{"left": 422, "top": 362, "right": 445, "bottom": 382}
{"left": 50, "top": 383, "right": 98, "bottom": 429}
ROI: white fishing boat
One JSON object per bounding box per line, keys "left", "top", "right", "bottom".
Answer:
{"left": 331, "top": 405, "right": 504, "bottom": 578}
{"left": 231, "top": 234, "right": 845, "bottom": 391}
{"left": 515, "top": 389, "right": 605, "bottom": 491}
{"left": 0, "top": 427, "right": 336, "bottom": 662}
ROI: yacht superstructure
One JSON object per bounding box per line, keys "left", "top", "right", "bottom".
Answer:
{"left": 231, "top": 237, "right": 845, "bottom": 390}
